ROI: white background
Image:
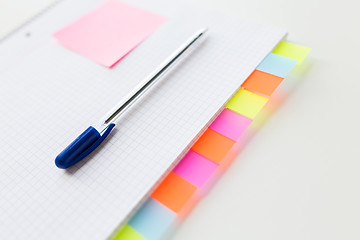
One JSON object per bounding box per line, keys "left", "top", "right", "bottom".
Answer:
{"left": 1, "top": 0, "right": 360, "bottom": 239}
{"left": 172, "top": 0, "right": 360, "bottom": 239}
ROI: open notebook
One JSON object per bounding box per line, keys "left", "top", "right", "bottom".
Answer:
{"left": 0, "top": 0, "right": 286, "bottom": 239}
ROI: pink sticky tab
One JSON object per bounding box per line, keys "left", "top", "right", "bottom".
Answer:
{"left": 54, "top": 0, "right": 166, "bottom": 67}
{"left": 173, "top": 150, "right": 218, "bottom": 187}
{"left": 209, "top": 108, "right": 252, "bottom": 141}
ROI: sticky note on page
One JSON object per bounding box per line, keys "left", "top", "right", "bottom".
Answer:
{"left": 54, "top": 0, "right": 166, "bottom": 67}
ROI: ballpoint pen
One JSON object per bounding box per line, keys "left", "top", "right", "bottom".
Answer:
{"left": 55, "top": 28, "right": 208, "bottom": 169}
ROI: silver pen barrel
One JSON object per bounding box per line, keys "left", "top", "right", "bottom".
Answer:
{"left": 102, "top": 28, "right": 208, "bottom": 126}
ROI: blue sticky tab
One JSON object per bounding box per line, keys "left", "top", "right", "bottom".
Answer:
{"left": 256, "top": 53, "right": 298, "bottom": 77}
{"left": 129, "top": 198, "right": 176, "bottom": 240}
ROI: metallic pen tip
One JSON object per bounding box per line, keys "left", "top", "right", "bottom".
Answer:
{"left": 199, "top": 27, "right": 208, "bottom": 35}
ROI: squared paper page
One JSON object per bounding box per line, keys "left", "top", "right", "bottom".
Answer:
{"left": 0, "top": 0, "right": 286, "bottom": 239}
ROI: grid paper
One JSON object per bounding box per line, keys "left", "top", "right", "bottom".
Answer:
{"left": 0, "top": 0, "right": 286, "bottom": 239}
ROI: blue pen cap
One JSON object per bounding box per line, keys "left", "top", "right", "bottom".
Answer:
{"left": 55, "top": 127, "right": 100, "bottom": 169}
{"left": 55, "top": 123, "right": 116, "bottom": 169}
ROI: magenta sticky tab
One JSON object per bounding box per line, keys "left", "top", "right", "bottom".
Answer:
{"left": 54, "top": 0, "right": 166, "bottom": 67}
{"left": 209, "top": 108, "right": 252, "bottom": 141}
{"left": 173, "top": 150, "right": 218, "bottom": 187}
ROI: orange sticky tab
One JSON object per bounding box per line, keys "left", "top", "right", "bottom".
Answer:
{"left": 191, "top": 129, "right": 235, "bottom": 164}
{"left": 151, "top": 172, "right": 197, "bottom": 213}
{"left": 241, "top": 70, "right": 284, "bottom": 96}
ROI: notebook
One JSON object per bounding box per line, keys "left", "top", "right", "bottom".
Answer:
{"left": 0, "top": 0, "right": 286, "bottom": 239}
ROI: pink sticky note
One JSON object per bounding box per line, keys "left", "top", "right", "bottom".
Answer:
{"left": 173, "top": 150, "right": 218, "bottom": 187}
{"left": 209, "top": 108, "right": 252, "bottom": 141}
{"left": 54, "top": 0, "right": 166, "bottom": 67}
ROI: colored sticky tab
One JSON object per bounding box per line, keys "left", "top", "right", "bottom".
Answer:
{"left": 113, "top": 224, "right": 145, "bottom": 240}
{"left": 241, "top": 70, "right": 284, "bottom": 96}
{"left": 151, "top": 172, "right": 197, "bottom": 213}
{"left": 209, "top": 108, "right": 253, "bottom": 141}
{"left": 256, "top": 53, "right": 297, "bottom": 77}
{"left": 129, "top": 198, "right": 176, "bottom": 240}
{"left": 226, "top": 89, "right": 268, "bottom": 119}
{"left": 191, "top": 129, "right": 235, "bottom": 164}
{"left": 173, "top": 150, "right": 218, "bottom": 187}
{"left": 54, "top": 0, "right": 166, "bottom": 67}
{"left": 272, "top": 41, "right": 311, "bottom": 65}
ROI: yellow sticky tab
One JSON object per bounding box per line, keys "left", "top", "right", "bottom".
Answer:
{"left": 226, "top": 89, "right": 268, "bottom": 119}
{"left": 113, "top": 225, "right": 145, "bottom": 240}
{"left": 272, "top": 41, "right": 311, "bottom": 65}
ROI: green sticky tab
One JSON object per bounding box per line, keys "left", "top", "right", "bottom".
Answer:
{"left": 113, "top": 225, "right": 146, "bottom": 240}
{"left": 272, "top": 41, "right": 311, "bottom": 65}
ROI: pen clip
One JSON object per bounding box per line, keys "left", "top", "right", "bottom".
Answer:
{"left": 55, "top": 123, "right": 115, "bottom": 169}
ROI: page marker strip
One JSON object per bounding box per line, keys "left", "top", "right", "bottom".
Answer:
{"left": 272, "top": 41, "right": 311, "bottom": 65}
{"left": 151, "top": 172, "right": 197, "bottom": 213}
{"left": 113, "top": 224, "right": 145, "bottom": 240}
{"left": 173, "top": 150, "right": 218, "bottom": 187}
{"left": 241, "top": 70, "right": 284, "bottom": 96}
{"left": 209, "top": 108, "right": 253, "bottom": 141}
{"left": 226, "top": 89, "right": 269, "bottom": 119}
{"left": 256, "top": 53, "right": 298, "bottom": 77}
{"left": 191, "top": 129, "right": 236, "bottom": 164}
{"left": 128, "top": 198, "right": 176, "bottom": 240}
{"left": 115, "top": 43, "right": 310, "bottom": 240}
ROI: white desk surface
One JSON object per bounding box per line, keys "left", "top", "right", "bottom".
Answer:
{"left": 2, "top": 0, "right": 360, "bottom": 239}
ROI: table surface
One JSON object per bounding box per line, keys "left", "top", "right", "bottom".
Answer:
{"left": 172, "top": 0, "right": 360, "bottom": 239}
{"left": 2, "top": 0, "right": 360, "bottom": 239}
